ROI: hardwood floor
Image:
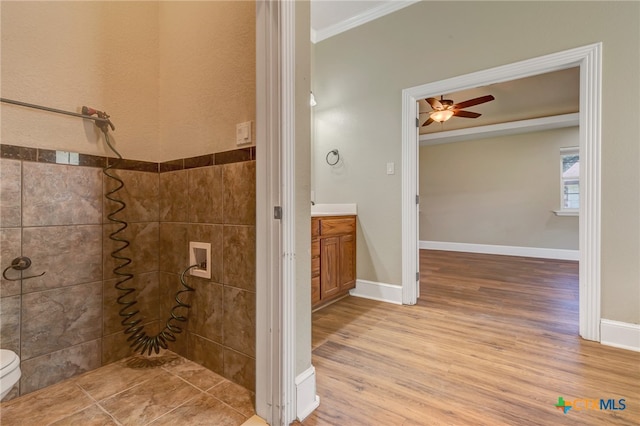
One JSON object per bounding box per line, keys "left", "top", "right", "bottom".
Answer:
{"left": 301, "top": 250, "right": 640, "bottom": 425}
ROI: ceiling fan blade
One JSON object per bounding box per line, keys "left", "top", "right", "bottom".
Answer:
{"left": 426, "top": 97, "right": 443, "bottom": 110}
{"left": 453, "top": 95, "right": 495, "bottom": 110}
{"left": 421, "top": 117, "right": 434, "bottom": 126}
{"left": 453, "top": 110, "right": 481, "bottom": 119}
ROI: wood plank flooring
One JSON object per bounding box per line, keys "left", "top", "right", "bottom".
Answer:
{"left": 301, "top": 250, "right": 640, "bottom": 425}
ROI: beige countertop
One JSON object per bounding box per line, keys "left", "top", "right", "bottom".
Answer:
{"left": 311, "top": 203, "right": 357, "bottom": 217}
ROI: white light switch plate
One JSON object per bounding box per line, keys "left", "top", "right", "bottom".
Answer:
{"left": 236, "top": 121, "right": 252, "bottom": 145}
{"left": 386, "top": 162, "right": 395, "bottom": 175}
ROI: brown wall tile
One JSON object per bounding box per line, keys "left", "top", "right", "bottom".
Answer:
{"left": 222, "top": 287, "right": 255, "bottom": 357}
{"left": 21, "top": 282, "right": 102, "bottom": 359}
{"left": 0, "top": 144, "right": 36, "bottom": 161}
{"left": 108, "top": 158, "right": 158, "bottom": 173}
{"left": 0, "top": 295, "right": 21, "bottom": 354}
{"left": 22, "top": 162, "right": 102, "bottom": 226}
{"left": 159, "top": 171, "right": 189, "bottom": 222}
{"left": 0, "top": 159, "right": 21, "bottom": 227}
{"left": 158, "top": 272, "right": 185, "bottom": 320}
{"left": 101, "top": 331, "right": 136, "bottom": 365}
{"left": 223, "top": 161, "right": 255, "bottom": 225}
{"left": 184, "top": 154, "right": 214, "bottom": 169}
{"left": 103, "top": 221, "right": 159, "bottom": 279}
{"left": 190, "top": 281, "right": 223, "bottom": 344}
{"left": 21, "top": 225, "right": 102, "bottom": 293}
{"left": 160, "top": 159, "right": 183, "bottom": 173}
{"left": 188, "top": 334, "right": 224, "bottom": 376}
{"left": 188, "top": 166, "right": 223, "bottom": 224}
{"left": 103, "top": 169, "right": 159, "bottom": 223}
{"left": 157, "top": 271, "right": 192, "bottom": 357}
{"left": 1, "top": 227, "right": 22, "bottom": 296}
{"left": 103, "top": 272, "right": 160, "bottom": 336}
{"left": 20, "top": 339, "right": 101, "bottom": 394}
{"left": 215, "top": 148, "right": 252, "bottom": 165}
{"left": 223, "top": 348, "right": 255, "bottom": 393}
{"left": 2, "top": 383, "right": 20, "bottom": 401}
{"left": 222, "top": 225, "right": 256, "bottom": 291}
{"left": 101, "top": 320, "right": 167, "bottom": 364}
{"left": 163, "top": 321, "right": 189, "bottom": 358}
{"left": 159, "top": 223, "right": 189, "bottom": 274}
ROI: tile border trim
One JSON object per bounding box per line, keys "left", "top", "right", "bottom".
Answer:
{"left": 0, "top": 144, "right": 255, "bottom": 172}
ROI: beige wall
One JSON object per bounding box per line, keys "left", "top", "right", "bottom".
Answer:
{"left": 420, "top": 128, "right": 579, "bottom": 249}
{"left": 1, "top": 1, "right": 160, "bottom": 161}
{"left": 158, "top": 1, "right": 255, "bottom": 161}
{"left": 312, "top": 1, "right": 639, "bottom": 324}
{"left": 1, "top": 1, "right": 255, "bottom": 163}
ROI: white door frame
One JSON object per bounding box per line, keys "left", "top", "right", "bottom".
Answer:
{"left": 401, "top": 43, "right": 602, "bottom": 341}
{"left": 256, "top": 1, "right": 297, "bottom": 424}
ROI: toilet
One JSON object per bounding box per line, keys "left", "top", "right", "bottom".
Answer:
{"left": 0, "top": 349, "right": 21, "bottom": 400}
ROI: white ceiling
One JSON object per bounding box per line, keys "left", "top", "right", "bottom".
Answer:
{"left": 310, "top": 1, "right": 580, "bottom": 135}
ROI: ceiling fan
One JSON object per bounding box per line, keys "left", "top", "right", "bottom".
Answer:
{"left": 421, "top": 94, "right": 495, "bottom": 126}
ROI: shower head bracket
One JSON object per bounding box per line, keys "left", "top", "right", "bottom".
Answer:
{"left": 82, "top": 106, "right": 115, "bottom": 133}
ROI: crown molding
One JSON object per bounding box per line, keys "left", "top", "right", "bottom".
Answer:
{"left": 312, "top": 0, "right": 420, "bottom": 43}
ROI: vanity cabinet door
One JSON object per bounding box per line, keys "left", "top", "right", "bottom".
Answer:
{"left": 339, "top": 233, "right": 356, "bottom": 291}
{"left": 320, "top": 236, "right": 340, "bottom": 299}
{"left": 311, "top": 276, "right": 321, "bottom": 305}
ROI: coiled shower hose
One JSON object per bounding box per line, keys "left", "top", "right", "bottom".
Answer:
{"left": 101, "top": 128, "right": 196, "bottom": 355}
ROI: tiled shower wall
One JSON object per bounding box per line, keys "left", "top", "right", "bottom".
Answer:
{"left": 158, "top": 159, "right": 256, "bottom": 392}
{"left": 0, "top": 146, "right": 255, "bottom": 400}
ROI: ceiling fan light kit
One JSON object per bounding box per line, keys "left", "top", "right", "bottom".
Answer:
{"left": 430, "top": 109, "right": 454, "bottom": 122}
{"left": 422, "top": 94, "right": 495, "bottom": 126}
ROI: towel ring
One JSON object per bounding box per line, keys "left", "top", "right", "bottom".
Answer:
{"left": 326, "top": 149, "right": 339, "bottom": 166}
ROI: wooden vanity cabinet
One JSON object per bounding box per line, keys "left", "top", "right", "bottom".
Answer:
{"left": 311, "top": 218, "right": 321, "bottom": 305}
{"left": 311, "top": 215, "right": 356, "bottom": 309}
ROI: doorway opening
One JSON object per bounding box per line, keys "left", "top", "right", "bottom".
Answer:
{"left": 401, "top": 43, "right": 602, "bottom": 341}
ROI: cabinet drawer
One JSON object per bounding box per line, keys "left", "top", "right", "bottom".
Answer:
{"left": 311, "top": 256, "right": 320, "bottom": 277}
{"left": 311, "top": 218, "right": 320, "bottom": 238}
{"left": 320, "top": 217, "right": 355, "bottom": 237}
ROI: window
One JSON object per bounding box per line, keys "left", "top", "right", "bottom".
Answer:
{"left": 557, "top": 147, "right": 579, "bottom": 215}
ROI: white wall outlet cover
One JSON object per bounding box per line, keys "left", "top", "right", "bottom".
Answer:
{"left": 236, "top": 121, "right": 252, "bottom": 145}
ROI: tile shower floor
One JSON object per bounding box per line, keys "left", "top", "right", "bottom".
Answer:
{"left": 0, "top": 351, "right": 256, "bottom": 425}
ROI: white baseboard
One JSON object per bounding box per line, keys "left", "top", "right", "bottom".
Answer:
{"left": 600, "top": 319, "right": 640, "bottom": 352}
{"left": 295, "top": 365, "right": 320, "bottom": 421}
{"left": 419, "top": 240, "right": 579, "bottom": 261}
{"left": 350, "top": 279, "right": 403, "bottom": 304}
